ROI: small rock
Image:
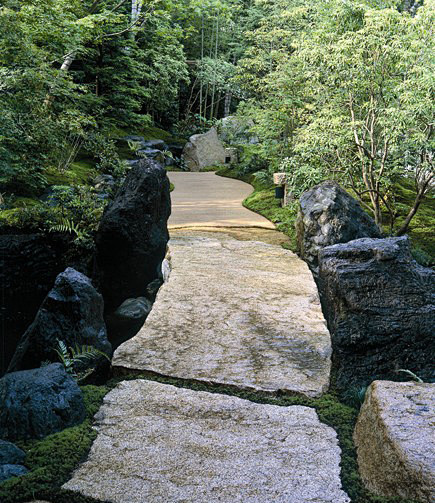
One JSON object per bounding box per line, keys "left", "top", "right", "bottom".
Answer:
{"left": 146, "top": 278, "right": 163, "bottom": 301}
{"left": 0, "top": 464, "right": 28, "bottom": 483}
{"left": 0, "top": 440, "right": 25, "bottom": 465}
{"left": 318, "top": 236, "right": 435, "bottom": 391}
{"left": 354, "top": 380, "right": 435, "bottom": 503}
{"left": 161, "top": 258, "right": 171, "bottom": 282}
{"left": 126, "top": 159, "right": 140, "bottom": 168}
{"left": 8, "top": 268, "right": 112, "bottom": 373}
{"left": 94, "top": 174, "right": 115, "bottom": 193}
{"left": 0, "top": 364, "right": 86, "bottom": 441}
{"left": 137, "top": 148, "right": 165, "bottom": 164}
{"left": 114, "top": 297, "right": 152, "bottom": 321}
{"left": 296, "top": 181, "right": 381, "bottom": 272}
{"left": 141, "top": 139, "right": 167, "bottom": 151}
{"left": 123, "top": 135, "right": 145, "bottom": 143}
{"left": 183, "top": 128, "right": 227, "bottom": 171}
{"left": 105, "top": 297, "right": 153, "bottom": 349}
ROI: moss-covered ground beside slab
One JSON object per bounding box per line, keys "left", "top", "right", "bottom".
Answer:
{"left": 0, "top": 372, "right": 417, "bottom": 503}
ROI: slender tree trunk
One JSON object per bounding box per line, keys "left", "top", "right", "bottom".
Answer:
{"left": 224, "top": 91, "right": 231, "bottom": 117}
{"left": 199, "top": 15, "right": 204, "bottom": 119}
{"left": 210, "top": 16, "right": 219, "bottom": 120}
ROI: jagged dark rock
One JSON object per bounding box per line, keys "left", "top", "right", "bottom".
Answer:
{"left": 0, "top": 234, "right": 70, "bottom": 376}
{"left": 0, "top": 440, "right": 25, "bottom": 465}
{"left": 318, "top": 236, "right": 435, "bottom": 392}
{"left": 296, "top": 181, "right": 381, "bottom": 272}
{"left": 0, "top": 464, "right": 28, "bottom": 482}
{"left": 96, "top": 159, "right": 171, "bottom": 311}
{"left": 0, "top": 364, "right": 86, "bottom": 441}
{"left": 8, "top": 268, "right": 111, "bottom": 373}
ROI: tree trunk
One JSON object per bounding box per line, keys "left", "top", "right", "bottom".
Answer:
{"left": 224, "top": 91, "right": 231, "bottom": 117}
{"left": 396, "top": 188, "right": 426, "bottom": 236}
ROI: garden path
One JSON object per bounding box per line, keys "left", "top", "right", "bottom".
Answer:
{"left": 64, "top": 173, "right": 348, "bottom": 503}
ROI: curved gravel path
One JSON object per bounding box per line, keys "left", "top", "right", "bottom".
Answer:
{"left": 168, "top": 171, "right": 275, "bottom": 229}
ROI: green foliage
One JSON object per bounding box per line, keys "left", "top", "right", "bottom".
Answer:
{"left": 54, "top": 339, "right": 111, "bottom": 383}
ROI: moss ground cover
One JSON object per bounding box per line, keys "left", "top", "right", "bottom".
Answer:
{"left": 0, "top": 371, "right": 416, "bottom": 503}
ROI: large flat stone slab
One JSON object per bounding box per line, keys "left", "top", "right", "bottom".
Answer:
{"left": 64, "top": 380, "right": 349, "bottom": 503}
{"left": 113, "top": 234, "right": 331, "bottom": 397}
{"left": 354, "top": 380, "right": 435, "bottom": 503}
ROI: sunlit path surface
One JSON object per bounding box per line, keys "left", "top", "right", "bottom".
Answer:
{"left": 168, "top": 172, "right": 275, "bottom": 229}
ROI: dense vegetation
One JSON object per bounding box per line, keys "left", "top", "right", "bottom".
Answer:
{"left": 0, "top": 1, "right": 433, "bottom": 501}
{"left": 1, "top": 0, "right": 433, "bottom": 258}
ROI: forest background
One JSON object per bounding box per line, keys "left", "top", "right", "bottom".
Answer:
{"left": 0, "top": 0, "right": 433, "bottom": 261}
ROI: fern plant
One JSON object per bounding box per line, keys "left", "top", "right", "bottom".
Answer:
{"left": 49, "top": 218, "right": 85, "bottom": 240}
{"left": 55, "top": 339, "right": 111, "bottom": 383}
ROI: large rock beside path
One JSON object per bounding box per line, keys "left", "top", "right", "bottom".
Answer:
{"left": 96, "top": 159, "right": 171, "bottom": 311}
{"left": 8, "top": 268, "right": 111, "bottom": 373}
{"left": 318, "top": 236, "right": 435, "bottom": 391}
{"left": 296, "top": 181, "right": 381, "bottom": 272}
{"left": 354, "top": 380, "right": 435, "bottom": 503}
{"left": 183, "top": 127, "right": 227, "bottom": 171}
{"left": 113, "top": 233, "right": 331, "bottom": 398}
{"left": 64, "top": 379, "right": 349, "bottom": 503}
{"left": 0, "top": 364, "right": 85, "bottom": 441}
{"left": 0, "top": 234, "right": 69, "bottom": 376}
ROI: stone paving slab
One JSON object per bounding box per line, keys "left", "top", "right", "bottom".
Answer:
{"left": 113, "top": 233, "right": 331, "bottom": 397}
{"left": 64, "top": 380, "right": 350, "bottom": 503}
{"left": 168, "top": 172, "right": 275, "bottom": 229}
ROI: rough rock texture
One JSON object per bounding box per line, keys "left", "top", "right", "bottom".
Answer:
{"left": 0, "top": 364, "right": 85, "bottom": 441}
{"left": 96, "top": 159, "right": 171, "bottom": 311}
{"left": 0, "top": 440, "right": 25, "bottom": 465}
{"left": 64, "top": 380, "right": 349, "bottom": 503}
{"left": 0, "top": 234, "right": 70, "bottom": 376}
{"left": 318, "top": 236, "right": 435, "bottom": 391}
{"left": 113, "top": 233, "right": 331, "bottom": 397}
{"left": 183, "top": 127, "right": 227, "bottom": 171}
{"left": 296, "top": 181, "right": 381, "bottom": 272}
{"left": 8, "top": 268, "right": 111, "bottom": 373}
{"left": 105, "top": 297, "right": 153, "bottom": 350}
{"left": 354, "top": 380, "right": 435, "bottom": 503}
{"left": 0, "top": 464, "right": 28, "bottom": 482}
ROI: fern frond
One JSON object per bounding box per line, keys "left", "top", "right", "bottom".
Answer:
{"left": 69, "top": 344, "right": 111, "bottom": 364}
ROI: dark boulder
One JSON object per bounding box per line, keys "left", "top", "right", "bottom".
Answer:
{"left": 96, "top": 159, "right": 171, "bottom": 311}
{"left": 0, "top": 234, "right": 70, "bottom": 376}
{"left": 296, "top": 181, "right": 381, "bottom": 272}
{"left": 318, "top": 236, "right": 435, "bottom": 393}
{"left": 0, "top": 440, "right": 25, "bottom": 465}
{"left": 8, "top": 268, "right": 111, "bottom": 373}
{"left": 0, "top": 464, "right": 28, "bottom": 482}
{"left": 0, "top": 364, "right": 86, "bottom": 441}
{"left": 105, "top": 297, "right": 152, "bottom": 349}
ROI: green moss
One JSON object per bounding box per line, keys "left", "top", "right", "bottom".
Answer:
{"left": 0, "top": 372, "right": 417, "bottom": 503}
{"left": 13, "top": 197, "right": 41, "bottom": 208}
{"left": 44, "top": 161, "right": 97, "bottom": 187}
{"left": 0, "top": 385, "right": 108, "bottom": 503}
